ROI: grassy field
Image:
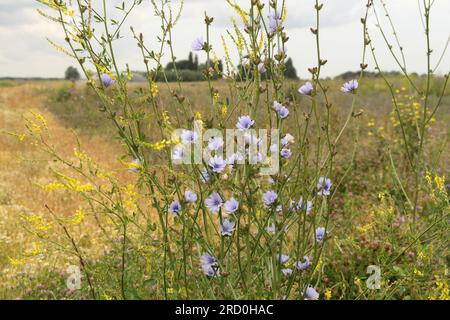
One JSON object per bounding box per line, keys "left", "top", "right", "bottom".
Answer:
{"left": 0, "top": 78, "right": 448, "bottom": 300}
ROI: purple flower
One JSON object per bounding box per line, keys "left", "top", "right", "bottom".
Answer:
{"left": 227, "top": 152, "right": 243, "bottom": 166}
{"left": 220, "top": 219, "right": 235, "bottom": 237}
{"left": 192, "top": 37, "right": 204, "bottom": 51}
{"left": 316, "top": 227, "right": 326, "bottom": 241}
{"left": 224, "top": 197, "right": 239, "bottom": 214}
{"left": 263, "top": 190, "right": 278, "bottom": 206}
{"left": 100, "top": 74, "right": 114, "bottom": 87}
{"left": 341, "top": 79, "right": 358, "bottom": 93}
{"left": 205, "top": 192, "right": 223, "bottom": 213}
{"left": 276, "top": 254, "right": 289, "bottom": 265}
{"left": 168, "top": 200, "right": 181, "bottom": 217}
{"left": 304, "top": 287, "right": 319, "bottom": 300}
{"left": 181, "top": 130, "right": 199, "bottom": 144}
{"left": 282, "top": 268, "right": 293, "bottom": 277}
{"left": 278, "top": 106, "right": 289, "bottom": 119}
{"left": 208, "top": 136, "right": 224, "bottom": 151}
{"left": 296, "top": 197, "right": 303, "bottom": 211}
{"left": 298, "top": 82, "right": 313, "bottom": 96}
{"left": 268, "top": 11, "right": 282, "bottom": 33}
{"left": 317, "top": 177, "right": 332, "bottom": 196}
{"left": 236, "top": 115, "right": 255, "bottom": 130}
{"left": 200, "top": 253, "right": 219, "bottom": 277}
{"left": 280, "top": 148, "right": 292, "bottom": 159}
{"left": 209, "top": 155, "right": 227, "bottom": 173}
{"left": 273, "top": 101, "right": 283, "bottom": 111}
{"left": 184, "top": 190, "right": 197, "bottom": 203}
{"left": 296, "top": 256, "right": 311, "bottom": 271}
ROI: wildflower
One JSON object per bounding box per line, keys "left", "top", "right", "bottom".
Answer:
{"left": 220, "top": 219, "right": 235, "bottom": 237}
{"left": 324, "top": 289, "right": 332, "bottom": 300}
{"left": 278, "top": 106, "right": 289, "bottom": 119}
{"left": 281, "top": 134, "right": 295, "bottom": 146}
{"left": 100, "top": 73, "right": 114, "bottom": 87}
{"left": 184, "top": 190, "right": 197, "bottom": 203}
{"left": 304, "top": 287, "right": 319, "bottom": 300}
{"left": 209, "top": 155, "right": 227, "bottom": 173}
{"left": 296, "top": 197, "right": 303, "bottom": 210}
{"left": 205, "top": 192, "right": 223, "bottom": 213}
{"left": 268, "top": 11, "right": 282, "bottom": 33}
{"left": 273, "top": 101, "right": 283, "bottom": 111}
{"left": 181, "top": 130, "right": 199, "bottom": 145}
{"left": 282, "top": 268, "right": 293, "bottom": 277}
{"left": 280, "top": 148, "right": 292, "bottom": 159}
{"left": 263, "top": 190, "right": 278, "bottom": 206}
{"left": 224, "top": 197, "right": 239, "bottom": 214}
{"left": 317, "top": 177, "right": 332, "bottom": 196}
{"left": 306, "top": 200, "right": 313, "bottom": 214}
{"left": 296, "top": 256, "right": 311, "bottom": 271}
{"left": 298, "top": 82, "right": 313, "bottom": 96}
{"left": 128, "top": 158, "right": 142, "bottom": 172}
{"left": 200, "top": 168, "right": 210, "bottom": 183}
{"left": 341, "top": 79, "right": 358, "bottom": 93}
{"left": 200, "top": 253, "right": 220, "bottom": 277}
{"left": 258, "top": 62, "right": 267, "bottom": 73}
{"left": 236, "top": 115, "right": 255, "bottom": 130}
{"left": 315, "top": 227, "right": 326, "bottom": 241}
{"left": 276, "top": 254, "right": 289, "bottom": 265}
{"left": 168, "top": 200, "right": 181, "bottom": 217}
{"left": 172, "top": 147, "right": 185, "bottom": 161}
{"left": 208, "top": 136, "right": 224, "bottom": 151}
{"left": 192, "top": 37, "right": 204, "bottom": 51}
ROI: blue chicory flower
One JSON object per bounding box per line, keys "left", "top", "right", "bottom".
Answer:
{"left": 276, "top": 254, "right": 289, "bottom": 265}
{"left": 100, "top": 73, "right": 114, "bottom": 87}
{"left": 298, "top": 82, "right": 313, "bottom": 96}
{"left": 304, "top": 287, "right": 319, "bottom": 300}
{"left": 281, "top": 134, "right": 294, "bottom": 146}
{"left": 205, "top": 192, "right": 223, "bottom": 213}
{"left": 220, "top": 219, "right": 235, "bottom": 237}
{"left": 200, "top": 253, "right": 220, "bottom": 277}
{"left": 317, "top": 177, "right": 332, "bottom": 196}
{"left": 280, "top": 148, "right": 292, "bottom": 159}
{"left": 172, "top": 146, "right": 185, "bottom": 161}
{"left": 316, "top": 227, "right": 326, "bottom": 241}
{"left": 278, "top": 106, "right": 289, "bottom": 119}
{"left": 168, "top": 200, "right": 181, "bottom": 217}
{"left": 236, "top": 115, "right": 255, "bottom": 130}
{"left": 209, "top": 155, "right": 227, "bottom": 173}
{"left": 181, "top": 130, "right": 199, "bottom": 145}
{"left": 268, "top": 11, "right": 282, "bottom": 33}
{"left": 282, "top": 268, "right": 293, "bottom": 277}
{"left": 200, "top": 168, "right": 210, "bottom": 183}
{"left": 296, "top": 256, "right": 311, "bottom": 271}
{"left": 263, "top": 190, "right": 278, "bottom": 206}
{"left": 341, "top": 79, "right": 358, "bottom": 93}
{"left": 192, "top": 37, "right": 204, "bottom": 51}
{"left": 224, "top": 197, "right": 239, "bottom": 214}
{"left": 184, "top": 190, "right": 197, "bottom": 203}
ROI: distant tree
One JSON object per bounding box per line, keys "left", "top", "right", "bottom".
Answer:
{"left": 284, "top": 58, "right": 298, "bottom": 79}
{"left": 194, "top": 54, "right": 199, "bottom": 69}
{"left": 65, "top": 66, "right": 80, "bottom": 81}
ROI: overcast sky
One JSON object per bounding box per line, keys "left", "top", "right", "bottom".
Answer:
{"left": 0, "top": 0, "right": 449, "bottom": 78}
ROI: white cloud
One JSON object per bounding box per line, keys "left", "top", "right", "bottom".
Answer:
{"left": 0, "top": 0, "right": 448, "bottom": 78}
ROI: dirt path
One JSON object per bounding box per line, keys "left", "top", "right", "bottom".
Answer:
{"left": 0, "top": 83, "right": 123, "bottom": 296}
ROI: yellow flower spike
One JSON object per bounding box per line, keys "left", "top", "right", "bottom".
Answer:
{"left": 324, "top": 288, "right": 332, "bottom": 300}
{"left": 151, "top": 82, "right": 159, "bottom": 98}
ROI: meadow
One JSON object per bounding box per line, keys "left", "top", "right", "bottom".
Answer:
{"left": 0, "top": 0, "right": 449, "bottom": 300}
